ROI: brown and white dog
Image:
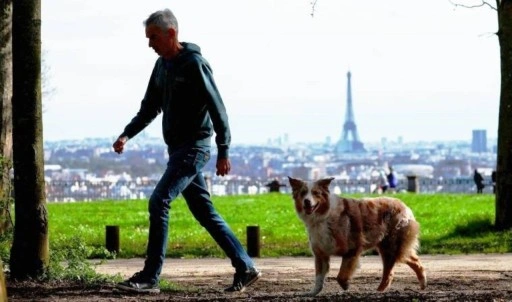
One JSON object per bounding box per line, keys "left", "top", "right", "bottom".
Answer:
{"left": 288, "top": 176, "right": 427, "bottom": 296}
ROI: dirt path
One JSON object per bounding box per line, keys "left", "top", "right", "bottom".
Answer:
{"left": 8, "top": 254, "right": 512, "bottom": 301}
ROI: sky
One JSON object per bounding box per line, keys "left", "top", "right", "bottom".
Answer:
{"left": 41, "top": 0, "right": 500, "bottom": 145}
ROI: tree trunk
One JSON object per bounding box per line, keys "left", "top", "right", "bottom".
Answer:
{"left": 10, "top": 0, "right": 48, "bottom": 278}
{"left": 0, "top": 260, "right": 6, "bottom": 302}
{"left": 0, "top": 0, "right": 13, "bottom": 234}
{"left": 496, "top": 0, "right": 512, "bottom": 230}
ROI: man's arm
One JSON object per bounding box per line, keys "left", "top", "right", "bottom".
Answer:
{"left": 113, "top": 61, "right": 162, "bottom": 153}
{"left": 192, "top": 59, "right": 232, "bottom": 177}
{"left": 120, "top": 62, "right": 162, "bottom": 140}
{"left": 196, "top": 62, "right": 231, "bottom": 160}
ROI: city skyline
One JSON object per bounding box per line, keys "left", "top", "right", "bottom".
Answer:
{"left": 42, "top": 0, "right": 499, "bottom": 145}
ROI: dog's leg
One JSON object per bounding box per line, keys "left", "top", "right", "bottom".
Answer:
{"left": 405, "top": 254, "right": 427, "bottom": 289}
{"left": 306, "top": 254, "right": 330, "bottom": 296}
{"left": 336, "top": 254, "right": 360, "bottom": 290}
{"left": 377, "top": 253, "right": 396, "bottom": 292}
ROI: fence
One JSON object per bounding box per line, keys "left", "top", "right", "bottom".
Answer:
{"left": 44, "top": 176, "right": 493, "bottom": 202}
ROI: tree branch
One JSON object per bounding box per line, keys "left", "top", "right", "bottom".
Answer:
{"left": 448, "top": 0, "right": 497, "bottom": 11}
{"left": 310, "top": 0, "right": 318, "bottom": 17}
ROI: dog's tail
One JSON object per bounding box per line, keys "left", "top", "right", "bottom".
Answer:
{"left": 393, "top": 206, "right": 421, "bottom": 256}
{"left": 395, "top": 206, "right": 416, "bottom": 230}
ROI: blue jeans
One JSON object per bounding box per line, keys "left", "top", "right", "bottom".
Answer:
{"left": 142, "top": 146, "right": 254, "bottom": 283}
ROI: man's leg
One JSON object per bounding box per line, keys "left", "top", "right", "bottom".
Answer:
{"left": 182, "top": 173, "right": 261, "bottom": 291}
{"left": 142, "top": 172, "right": 179, "bottom": 281}
{"left": 182, "top": 173, "right": 254, "bottom": 272}
{"left": 115, "top": 163, "right": 180, "bottom": 293}
{"left": 143, "top": 148, "right": 213, "bottom": 279}
{"left": 117, "top": 148, "right": 201, "bottom": 292}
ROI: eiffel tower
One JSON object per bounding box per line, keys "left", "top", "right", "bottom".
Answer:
{"left": 335, "top": 71, "right": 366, "bottom": 154}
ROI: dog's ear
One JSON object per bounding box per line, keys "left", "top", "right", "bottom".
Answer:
{"left": 288, "top": 176, "right": 304, "bottom": 192}
{"left": 316, "top": 177, "right": 335, "bottom": 191}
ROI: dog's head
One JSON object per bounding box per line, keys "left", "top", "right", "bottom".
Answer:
{"left": 288, "top": 176, "right": 334, "bottom": 217}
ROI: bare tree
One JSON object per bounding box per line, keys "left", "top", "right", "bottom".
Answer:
{"left": 494, "top": 0, "right": 512, "bottom": 230}
{"left": 454, "top": 0, "right": 512, "bottom": 230}
{"left": 10, "top": 0, "right": 48, "bottom": 278}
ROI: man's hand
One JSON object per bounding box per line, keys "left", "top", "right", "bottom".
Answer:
{"left": 216, "top": 158, "right": 231, "bottom": 176}
{"left": 112, "top": 136, "right": 128, "bottom": 154}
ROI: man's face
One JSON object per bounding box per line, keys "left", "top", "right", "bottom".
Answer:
{"left": 145, "top": 24, "right": 173, "bottom": 58}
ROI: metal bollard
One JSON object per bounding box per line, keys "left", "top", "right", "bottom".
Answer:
{"left": 246, "top": 225, "right": 260, "bottom": 258}
{"left": 407, "top": 175, "right": 419, "bottom": 193}
{"left": 106, "top": 225, "right": 120, "bottom": 254}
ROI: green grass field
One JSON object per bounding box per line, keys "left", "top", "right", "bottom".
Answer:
{"left": 46, "top": 193, "right": 512, "bottom": 259}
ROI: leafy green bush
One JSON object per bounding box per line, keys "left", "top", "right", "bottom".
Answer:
{"left": 44, "top": 235, "right": 119, "bottom": 283}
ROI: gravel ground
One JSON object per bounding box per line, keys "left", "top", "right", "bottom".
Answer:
{"left": 7, "top": 254, "right": 512, "bottom": 301}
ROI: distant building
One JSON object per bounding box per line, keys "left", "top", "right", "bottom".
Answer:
{"left": 472, "top": 129, "right": 487, "bottom": 153}
{"left": 381, "top": 137, "right": 388, "bottom": 148}
{"left": 335, "top": 71, "right": 366, "bottom": 154}
{"left": 283, "top": 133, "right": 289, "bottom": 144}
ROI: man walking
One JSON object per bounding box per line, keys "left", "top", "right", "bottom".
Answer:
{"left": 473, "top": 169, "right": 485, "bottom": 194}
{"left": 113, "top": 8, "right": 260, "bottom": 293}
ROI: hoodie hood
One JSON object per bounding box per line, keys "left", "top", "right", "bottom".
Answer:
{"left": 162, "top": 42, "right": 201, "bottom": 70}
{"left": 169, "top": 42, "right": 201, "bottom": 63}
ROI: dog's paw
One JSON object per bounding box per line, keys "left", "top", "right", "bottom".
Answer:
{"left": 336, "top": 278, "right": 350, "bottom": 290}
{"left": 419, "top": 275, "right": 427, "bottom": 290}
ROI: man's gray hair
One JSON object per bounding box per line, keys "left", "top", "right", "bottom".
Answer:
{"left": 143, "top": 9, "right": 178, "bottom": 32}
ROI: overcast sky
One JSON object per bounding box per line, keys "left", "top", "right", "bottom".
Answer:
{"left": 41, "top": 0, "right": 499, "bottom": 145}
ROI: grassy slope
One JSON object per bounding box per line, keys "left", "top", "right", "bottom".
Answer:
{"left": 47, "top": 193, "right": 512, "bottom": 258}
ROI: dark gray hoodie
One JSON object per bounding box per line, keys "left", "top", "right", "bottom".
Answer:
{"left": 120, "top": 42, "right": 231, "bottom": 158}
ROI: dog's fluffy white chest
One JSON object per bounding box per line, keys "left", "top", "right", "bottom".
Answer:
{"left": 304, "top": 196, "right": 342, "bottom": 254}
{"left": 307, "top": 223, "right": 338, "bottom": 253}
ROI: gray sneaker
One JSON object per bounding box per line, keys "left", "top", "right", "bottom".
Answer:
{"left": 224, "top": 268, "right": 262, "bottom": 292}
{"left": 116, "top": 271, "right": 160, "bottom": 294}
